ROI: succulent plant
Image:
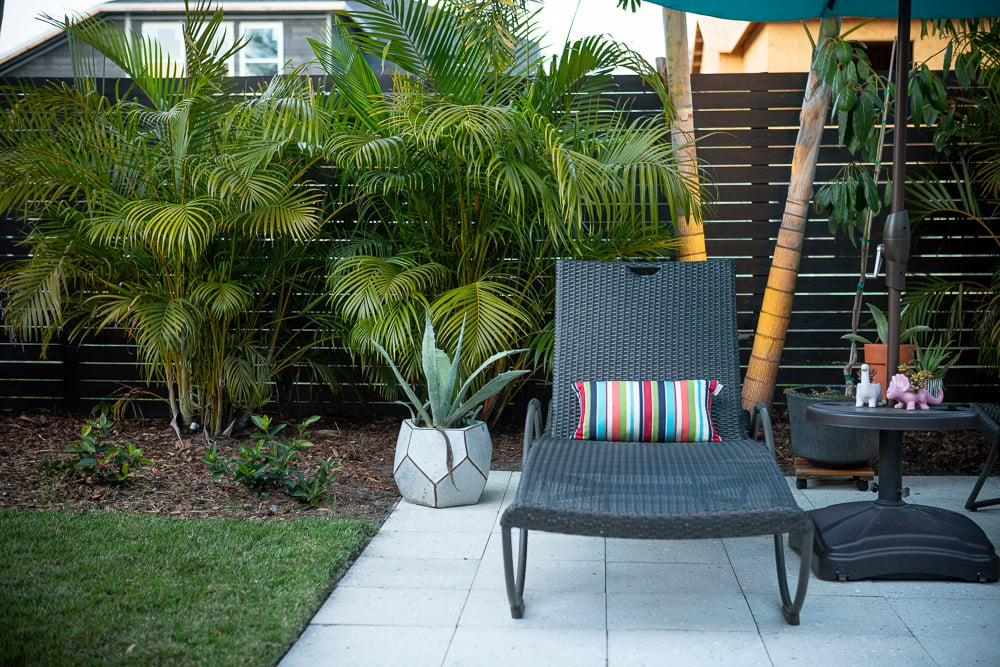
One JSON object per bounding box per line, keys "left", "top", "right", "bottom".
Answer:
{"left": 371, "top": 312, "right": 529, "bottom": 428}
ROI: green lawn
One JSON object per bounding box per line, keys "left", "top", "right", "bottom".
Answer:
{"left": 0, "top": 509, "right": 376, "bottom": 666}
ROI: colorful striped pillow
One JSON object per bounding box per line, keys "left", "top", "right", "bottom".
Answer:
{"left": 573, "top": 380, "right": 722, "bottom": 442}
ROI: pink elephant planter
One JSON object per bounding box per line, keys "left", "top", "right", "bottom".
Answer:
{"left": 886, "top": 373, "right": 944, "bottom": 410}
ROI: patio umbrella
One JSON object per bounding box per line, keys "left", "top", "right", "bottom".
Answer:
{"left": 638, "top": 0, "right": 995, "bottom": 373}
{"left": 637, "top": 0, "right": 999, "bottom": 583}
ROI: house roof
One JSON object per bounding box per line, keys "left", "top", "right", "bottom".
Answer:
{"left": 695, "top": 17, "right": 753, "bottom": 55}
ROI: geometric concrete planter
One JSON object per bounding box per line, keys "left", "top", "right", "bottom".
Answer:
{"left": 393, "top": 419, "right": 492, "bottom": 508}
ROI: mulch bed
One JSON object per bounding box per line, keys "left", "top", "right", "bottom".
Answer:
{"left": 0, "top": 407, "right": 991, "bottom": 525}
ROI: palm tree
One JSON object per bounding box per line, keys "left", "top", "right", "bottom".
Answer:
{"left": 0, "top": 2, "right": 343, "bottom": 435}
{"left": 740, "top": 17, "right": 842, "bottom": 410}
{"left": 661, "top": 6, "right": 707, "bottom": 262}
{"left": 312, "top": 0, "right": 700, "bottom": 402}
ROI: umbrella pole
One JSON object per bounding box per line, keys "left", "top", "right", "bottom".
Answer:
{"left": 884, "top": 0, "right": 912, "bottom": 378}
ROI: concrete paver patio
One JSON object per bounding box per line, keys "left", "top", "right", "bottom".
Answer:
{"left": 280, "top": 473, "right": 1000, "bottom": 666}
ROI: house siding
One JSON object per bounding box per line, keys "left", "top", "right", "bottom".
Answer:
{"left": 1, "top": 13, "right": 338, "bottom": 77}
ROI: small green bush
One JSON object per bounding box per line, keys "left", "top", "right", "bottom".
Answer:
{"left": 43, "top": 414, "right": 153, "bottom": 485}
{"left": 203, "top": 415, "right": 342, "bottom": 507}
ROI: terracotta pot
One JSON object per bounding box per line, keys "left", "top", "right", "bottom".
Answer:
{"left": 863, "top": 343, "right": 915, "bottom": 400}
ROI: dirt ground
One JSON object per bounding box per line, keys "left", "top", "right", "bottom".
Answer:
{"left": 0, "top": 406, "right": 992, "bottom": 525}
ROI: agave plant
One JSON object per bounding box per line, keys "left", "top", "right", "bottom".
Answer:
{"left": 371, "top": 312, "right": 529, "bottom": 428}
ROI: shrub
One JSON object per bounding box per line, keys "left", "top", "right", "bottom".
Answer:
{"left": 45, "top": 414, "right": 153, "bottom": 485}
{"left": 203, "top": 415, "right": 341, "bottom": 507}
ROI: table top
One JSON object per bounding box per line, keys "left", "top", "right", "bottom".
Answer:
{"left": 806, "top": 402, "right": 979, "bottom": 431}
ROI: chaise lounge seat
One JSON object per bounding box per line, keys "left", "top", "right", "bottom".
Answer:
{"left": 500, "top": 259, "right": 813, "bottom": 625}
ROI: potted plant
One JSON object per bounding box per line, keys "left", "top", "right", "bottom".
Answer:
{"left": 841, "top": 303, "right": 931, "bottom": 398}
{"left": 784, "top": 383, "right": 879, "bottom": 480}
{"left": 372, "top": 312, "right": 529, "bottom": 508}
{"left": 786, "top": 304, "right": 932, "bottom": 479}
{"left": 895, "top": 338, "right": 959, "bottom": 402}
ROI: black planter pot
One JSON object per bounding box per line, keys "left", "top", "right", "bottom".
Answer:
{"left": 785, "top": 385, "right": 878, "bottom": 468}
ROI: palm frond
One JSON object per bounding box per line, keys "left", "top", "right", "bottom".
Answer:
{"left": 343, "top": 0, "right": 460, "bottom": 85}
{"left": 330, "top": 255, "right": 448, "bottom": 320}
{"left": 113, "top": 199, "right": 219, "bottom": 260}
{"left": 47, "top": 10, "right": 186, "bottom": 110}
{"left": 88, "top": 290, "right": 204, "bottom": 368}
{"left": 0, "top": 256, "right": 69, "bottom": 342}
{"left": 430, "top": 279, "right": 532, "bottom": 367}
{"left": 309, "top": 19, "right": 387, "bottom": 132}
{"left": 191, "top": 281, "right": 254, "bottom": 318}
{"left": 223, "top": 347, "right": 274, "bottom": 410}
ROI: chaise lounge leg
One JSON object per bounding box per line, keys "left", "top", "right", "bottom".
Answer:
{"left": 965, "top": 439, "right": 999, "bottom": 510}
{"left": 501, "top": 525, "right": 528, "bottom": 618}
{"left": 774, "top": 522, "right": 812, "bottom": 625}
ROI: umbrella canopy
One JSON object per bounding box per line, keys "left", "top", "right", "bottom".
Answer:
{"left": 638, "top": 0, "right": 995, "bottom": 21}
{"left": 640, "top": 0, "right": 995, "bottom": 369}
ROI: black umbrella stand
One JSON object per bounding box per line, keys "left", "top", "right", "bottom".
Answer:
{"left": 789, "top": 0, "right": 999, "bottom": 583}
{"left": 791, "top": 403, "right": 999, "bottom": 581}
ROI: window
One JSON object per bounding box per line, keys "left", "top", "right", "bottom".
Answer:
{"left": 141, "top": 22, "right": 185, "bottom": 76}
{"left": 852, "top": 40, "right": 904, "bottom": 72}
{"left": 138, "top": 20, "right": 283, "bottom": 77}
{"left": 215, "top": 21, "right": 237, "bottom": 76}
{"left": 239, "top": 23, "right": 283, "bottom": 76}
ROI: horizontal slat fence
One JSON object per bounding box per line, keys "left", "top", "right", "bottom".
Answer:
{"left": 688, "top": 73, "right": 997, "bottom": 402}
{"left": 0, "top": 73, "right": 996, "bottom": 416}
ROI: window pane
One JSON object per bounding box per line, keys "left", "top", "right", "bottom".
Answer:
{"left": 141, "top": 22, "right": 185, "bottom": 76}
{"left": 238, "top": 23, "right": 282, "bottom": 76}
{"left": 214, "top": 21, "right": 236, "bottom": 76}
{"left": 244, "top": 28, "right": 278, "bottom": 61}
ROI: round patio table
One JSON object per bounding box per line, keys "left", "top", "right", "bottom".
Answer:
{"left": 789, "top": 402, "right": 999, "bottom": 582}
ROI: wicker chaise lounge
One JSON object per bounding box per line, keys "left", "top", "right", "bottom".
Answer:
{"left": 500, "top": 259, "right": 813, "bottom": 625}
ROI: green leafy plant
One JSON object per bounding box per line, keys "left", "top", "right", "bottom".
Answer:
{"left": 318, "top": 0, "right": 692, "bottom": 413}
{"left": 371, "top": 312, "right": 529, "bottom": 428}
{"left": 814, "top": 22, "right": 1000, "bottom": 398}
{"left": 904, "top": 160, "right": 1000, "bottom": 376}
{"left": 62, "top": 414, "right": 153, "bottom": 484}
{"left": 203, "top": 415, "right": 341, "bottom": 507}
{"left": 841, "top": 303, "right": 931, "bottom": 346}
{"left": 0, "top": 2, "right": 345, "bottom": 438}
{"left": 908, "top": 338, "right": 961, "bottom": 380}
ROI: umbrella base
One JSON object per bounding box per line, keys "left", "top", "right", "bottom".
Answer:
{"left": 790, "top": 500, "right": 999, "bottom": 582}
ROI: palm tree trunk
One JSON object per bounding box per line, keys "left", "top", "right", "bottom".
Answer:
{"left": 741, "top": 17, "right": 842, "bottom": 410}
{"left": 660, "top": 9, "right": 705, "bottom": 262}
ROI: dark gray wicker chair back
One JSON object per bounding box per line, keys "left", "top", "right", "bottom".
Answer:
{"left": 549, "top": 259, "right": 744, "bottom": 440}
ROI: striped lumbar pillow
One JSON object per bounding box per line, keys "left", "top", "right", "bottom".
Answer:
{"left": 572, "top": 380, "right": 722, "bottom": 442}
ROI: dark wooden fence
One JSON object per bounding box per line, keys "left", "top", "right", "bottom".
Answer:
{"left": 1, "top": 73, "right": 996, "bottom": 415}
{"left": 685, "top": 73, "right": 996, "bottom": 403}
